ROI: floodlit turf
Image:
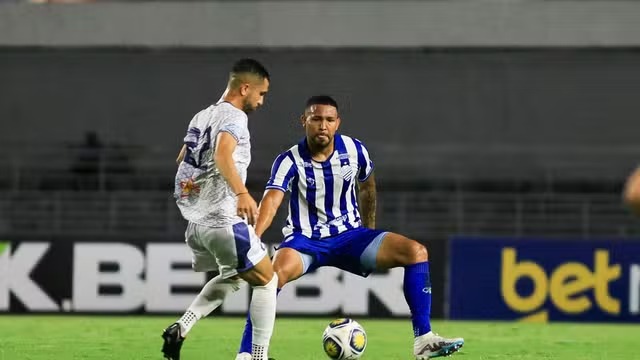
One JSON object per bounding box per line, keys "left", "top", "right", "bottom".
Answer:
{"left": 0, "top": 315, "right": 636, "bottom": 359}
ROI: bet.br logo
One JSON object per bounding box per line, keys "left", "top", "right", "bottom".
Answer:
{"left": 500, "top": 247, "right": 621, "bottom": 321}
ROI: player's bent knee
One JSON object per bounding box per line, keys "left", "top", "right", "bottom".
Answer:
{"left": 409, "top": 240, "right": 429, "bottom": 263}
{"left": 239, "top": 256, "right": 275, "bottom": 286}
{"left": 272, "top": 248, "right": 304, "bottom": 287}
{"left": 242, "top": 270, "right": 273, "bottom": 287}
{"left": 253, "top": 273, "right": 278, "bottom": 290}
{"left": 274, "top": 269, "right": 288, "bottom": 288}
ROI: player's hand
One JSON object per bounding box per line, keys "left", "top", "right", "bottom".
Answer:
{"left": 237, "top": 192, "right": 259, "bottom": 225}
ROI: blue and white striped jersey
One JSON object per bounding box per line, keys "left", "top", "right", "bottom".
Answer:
{"left": 266, "top": 134, "right": 374, "bottom": 239}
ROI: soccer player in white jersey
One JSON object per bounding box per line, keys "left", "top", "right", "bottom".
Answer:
{"left": 161, "top": 59, "right": 278, "bottom": 360}
{"left": 235, "top": 96, "right": 464, "bottom": 360}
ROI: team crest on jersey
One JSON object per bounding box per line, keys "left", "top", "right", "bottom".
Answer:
{"left": 340, "top": 164, "right": 353, "bottom": 180}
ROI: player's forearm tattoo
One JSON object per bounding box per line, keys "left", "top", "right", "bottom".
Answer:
{"left": 358, "top": 177, "right": 377, "bottom": 229}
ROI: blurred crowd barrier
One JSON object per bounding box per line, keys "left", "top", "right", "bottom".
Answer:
{"left": 1, "top": 182, "right": 638, "bottom": 242}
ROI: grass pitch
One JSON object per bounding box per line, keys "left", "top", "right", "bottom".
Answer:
{"left": 0, "top": 315, "right": 635, "bottom": 359}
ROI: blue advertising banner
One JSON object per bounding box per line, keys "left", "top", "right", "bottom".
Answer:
{"left": 448, "top": 237, "right": 640, "bottom": 322}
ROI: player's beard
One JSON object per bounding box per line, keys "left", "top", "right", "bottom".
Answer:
{"left": 311, "top": 134, "right": 332, "bottom": 148}
{"left": 242, "top": 99, "right": 258, "bottom": 113}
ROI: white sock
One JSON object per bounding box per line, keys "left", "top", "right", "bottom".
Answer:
{"left": 250, "top": 274, "right": 278, "bottom": 359}
{"left": 252, "top": 343, "right": 268, "bottom": 360}
{"left": 177, "top": 275, "right": 244, "bottom": 336}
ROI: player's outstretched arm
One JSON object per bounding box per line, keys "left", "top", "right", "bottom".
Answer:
{"left": 255, "top": 189, "right": 285, "bottom": 238}
{"left": 358, "top": 172, "right": 377, "bottom": 229}
{"left": 624, "top": 167, "right": 640, "bottom": 215}
{"left": 214, "top": 131, "right": 258, "bottom": 224}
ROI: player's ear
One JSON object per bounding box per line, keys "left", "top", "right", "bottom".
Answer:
{"left": 300, "top": 114, "right": 306, "bottom": 127}
{"left": 239, "top": 83, "right": 250, "bottom": 96}
{"left": 335, "top": 116, "right": 341, "bottom": 130}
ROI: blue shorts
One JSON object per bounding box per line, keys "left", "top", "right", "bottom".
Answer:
{"left": 277, "top": 227, "right": 388, "bottom": 277}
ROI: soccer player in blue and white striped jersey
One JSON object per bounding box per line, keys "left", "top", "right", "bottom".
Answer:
{"left": 265, "top": 111, "right": 374, "bottom": 240}
{"left": 236, "top": 96, "right": 464, "bottom": 360}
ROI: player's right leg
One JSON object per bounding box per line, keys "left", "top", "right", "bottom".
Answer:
{"left": 235, "top": 255, "right": 279, "bottom": 360}
{"left": 215, "top": 222, "right": 280, "bottom": 360}
{"left": 236, "top": 245, "right": 309, "bottom": 359}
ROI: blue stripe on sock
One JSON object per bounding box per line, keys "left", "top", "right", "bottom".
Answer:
{"left": 238, "top": 314, "right": 253, "bottom": 354}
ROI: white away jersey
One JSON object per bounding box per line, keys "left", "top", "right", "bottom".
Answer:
{"left": 174, "top": 101, "right": 250, "bottom": 227}
{"left": 266, "top": 134, "right": 374, "bottom": 239}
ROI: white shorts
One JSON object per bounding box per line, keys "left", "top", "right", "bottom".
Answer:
{"left": 185, "top": 221, "right": 268, "bottom": 279}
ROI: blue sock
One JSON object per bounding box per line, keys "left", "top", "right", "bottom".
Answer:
{"left": 238, "top": 287, "right": 281, "bottom": 354}
{"left": 403, "top": 261, "right": 432, "bottom": 337}
{"left": 238, "top": 313, "right": 253, "bottom": 354}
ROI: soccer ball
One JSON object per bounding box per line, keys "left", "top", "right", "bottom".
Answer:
{"left": 322, "top": 318, "right": 367, "bottom": 360}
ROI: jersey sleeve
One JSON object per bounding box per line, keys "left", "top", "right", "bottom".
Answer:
{"left": 218, "top": 112, "right": 247, "bottom": 142}
{"left": 354, "top": 139, "right": 374, "bottom": 181}
{"left": 183, "top": 116, "right": 200, "bottom": 144}
{"left": 265, "top": 152, "right": 296, "bottom": 192}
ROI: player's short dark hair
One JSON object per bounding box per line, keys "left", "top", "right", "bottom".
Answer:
{"left": 305, "top": 95, "right": 339, "bottom": 111}
{"left": 231, "top": 58, "right": 270, "bottom": 81}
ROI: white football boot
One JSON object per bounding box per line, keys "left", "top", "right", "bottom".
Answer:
{"left": 414, "top": 331, "right": 464, "bottom": 359}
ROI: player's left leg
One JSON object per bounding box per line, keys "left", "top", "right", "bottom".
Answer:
{"left": 162, "top": 274, "right": 245, "bottom": 359}
{"left": 373, "top": 233, "right": 464, "bottom": 359}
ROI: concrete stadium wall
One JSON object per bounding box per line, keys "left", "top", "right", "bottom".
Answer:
{"left": 1, "top": 48, "right": 640, "bottom": 181}
{"left": 1, "top": 1, "right": 640, "bottom": 47}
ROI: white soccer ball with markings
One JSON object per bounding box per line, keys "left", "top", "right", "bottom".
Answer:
{"left": 322, "top": 318, "right": 367, "bottom": 360}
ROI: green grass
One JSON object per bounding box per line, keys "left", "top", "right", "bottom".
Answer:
{"left": 0, "top": 315, "right": 636, "bottom": 359}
